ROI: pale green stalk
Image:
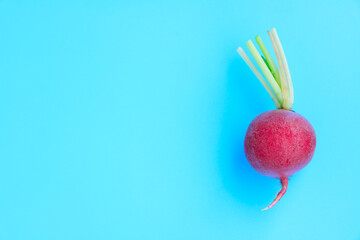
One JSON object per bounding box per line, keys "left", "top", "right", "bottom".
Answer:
{"left": 268, "top": 30, "right": 290, "bottom": 110}
{"left": 271, "top": 28, "right": 294, "bottom": 108}
{"left": 237, "top": 47, "right": 281, "bottom": 108}
{"left": 255, "top": 36, "right": 281, "bottom": 87}
{"left": 246, "top": 40, "right": 283, "bottom": 105}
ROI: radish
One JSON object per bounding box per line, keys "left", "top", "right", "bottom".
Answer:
{"left": 237, "top": 28, "right": 316, "bottom": 210}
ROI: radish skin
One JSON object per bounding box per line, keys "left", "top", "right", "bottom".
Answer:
{"left": 244, "top": 109, "right": 316, "bottom": 210}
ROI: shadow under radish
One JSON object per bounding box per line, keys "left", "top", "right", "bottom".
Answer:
{"left": 216, "top": 56, "right": 277, "bottom": 208}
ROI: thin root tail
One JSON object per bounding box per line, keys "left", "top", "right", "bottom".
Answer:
{"left": 262, "top": 177, "right": 288, "bottom": 211}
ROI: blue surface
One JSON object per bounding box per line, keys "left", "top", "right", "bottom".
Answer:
{"left": 1, "top": 1, "right": 360, "bottom": 239}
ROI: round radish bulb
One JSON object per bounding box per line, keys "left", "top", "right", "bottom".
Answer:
{"left": 237, "top": 28, "right": 317, "bottom": 210}
{"left": 245, "top": 110, "right": 316, "bottom": 210}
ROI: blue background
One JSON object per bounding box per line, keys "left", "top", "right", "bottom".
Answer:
{"left": 1, "top": 0, "right": 359, "bottom": 239}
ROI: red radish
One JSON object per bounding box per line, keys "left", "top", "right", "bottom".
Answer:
{"left": 237, "top": 28, "right": 316, "bottom": 210}
{"left": 245, "top": 110, "right": 316, "bottom": 210}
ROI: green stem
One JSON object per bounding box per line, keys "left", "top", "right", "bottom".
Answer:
{"left": 268, "top": 30, "right": 290, "bottom": 110}
{"left": 246, "top": 40, "right": 283, "bottom": 106}
{"left": 271, "top": 28, "right": 293, "bottom": 109}
{"left": 237, "top": 28, "right": 294, "bottom": 110}
{"left": 237, "top": 47, "right": 281, "bottom": 108}
{"left": 255, "top": 36, "right": 281, "bottom": 87}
